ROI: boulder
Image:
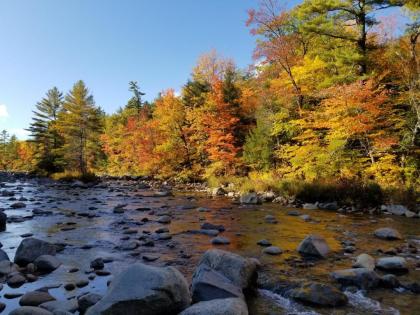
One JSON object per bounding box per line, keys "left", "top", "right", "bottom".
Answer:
{"left": 7, "top": 272, "right": 27, "bottom": 287}
{"left": 19, "top": 291, "right": 56, "bottom": 306}
{"left": 10, "top": 202, "right": 26, "bottom": 209}
{"left": 211, "top": 237, "right": 230, "bottom": 245}
{"left": 239, "top": 193, "right": 260, "bottom": 204}
{"left": 193, "top": 249, "right": 258, "bottom": 290}
{"left": 353, "top": 253, "right": 375, "bottom": 271}
{"left": 330, "top": 268, "right": 381, "bottom": 289}
{"left": 211, "top": 187, "right": 226, "bottom": 196}
{"left": 201, "top": 222, "right": 225, "bottom": 232}
{"left": 191, "top": 266, "right": 244, "bottom": 302}
{"left": 0, "top": 248, "right": 9, "bottom": 261}
{"left": 85, "top": 263, "right": 190, "bottom": 315}
{"left": 374, "top": 228, "right": 402, "bottom": 240}
{"left": 380, "top": 274, "right": 401, "bottom": 288}
{"left": 376, "top": 257, "right": 408, "bottom": 273}
{"left": 297, "top": 235, "right": 330, "bottom": 258}
{"left": 289, "top": 282, "right": 348, "bottom": 307}
{"left": 382, "top": 204, "right": 408, "bottom": 216}
{"left": 34, "top": 255, "right": 61, "bottom": 273}
{"left": 78, "top": 293, "right": 102, "bottom": 313}
{"left": 179, "top": 298, "right": 248, "bottom": 315}
{"left": 14, "top": 238, "right": 56, "bottom": 266}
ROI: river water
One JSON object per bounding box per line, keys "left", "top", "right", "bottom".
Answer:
{"left": 0, "top": 178, "right": 419, "bottom": 314}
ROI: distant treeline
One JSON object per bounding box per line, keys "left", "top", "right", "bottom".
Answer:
{"left": 1, "top": 0, "right": 419, "bottom": 197}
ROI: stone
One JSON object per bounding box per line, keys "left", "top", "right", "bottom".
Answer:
{"left": 7, "top": 272, "right": 27, "bottom": 288}
{"left": 239, "top": 193, "right": 260, "bottom": 204}
{"left": 382, "top": 204, "right": 408, "bottom": 216}
{"left": 34, "top": 255, "right": 61, "bottom": 273}
{"left": 179, "top": 298, "right": 248, "bottom": 315}
{"left": 297, "top": 234, "right": 330, "bottom": 258}
{"left": 376, "top": 257, "right": 408, "bottom": 273}
{"left": 330, "top": 268, "right": 381, "bottom": 289}
{"left": 353, "top": 253, "right": 375, "bottom": 270}
{"left": 0, "top": 260, "right": 17, "bottom": 275}
{"left": 157, "top": 215, "right": 171, "bottom": 224}
{"left": 90, "top": 258, "right": 104, "bottom": 270}
{"left": 211, "top": 187, "right": 226, "bottom": 196}
{"left": 10, "top": 202, "right": 26, "bottom": 209}
{"left": 257, "top": 239, "right": 271, "bottom": 247}
{"left": 19, "top": 291, "right": 56, "bottom": 306}
{"left": 191, "top": 266, "right": 244, "bottom": 302}
{"left": 380, "top": 274, "right": 401, "bottom": 288}
{"left": 10, "top": 306, "right": 53, "bottom": 315}
{"left": 303, "top": 203, "right": 318, "bottom": 210}
{"left": 0, "top": 248, "right": 9, "bottom": 261}
{"left": 0, "top": 211, "right": 6, "bottom": 231}
{"left": 300, "top": 214, "right": 311, "bottom": 221}
{"left": 289, "top": 282, "right": 348, "bottom": 307}
{"left": 85, "top": 263, "right": 190, "bottom": 315}
{"left": 374, "top": 228, "right": 402, "bottom": 240}
{"left": 39, "top": 299, "right": 78, "bottom": 313}
{"left": 263, "top": 246, "right": 282, "bottom": 255}
{"left": 193, "top": 249, "right": 258, "bottom": 291}
{"left": 78, "top": 293, "right": 102, "bottom": 313}
{"left": 201, "top": 222, "right": 225, "bottom": 232}
{"left": 318, "top": 202, "right": 339, "bottom": 211}
{"left": 14, "top": 238, "right": 56, "bottom": 266}
{"left": 264, "top": 215, "right": 277, "bottom": 224}
{"left": 211, "top": 237, "right": 230, "bottom": 245}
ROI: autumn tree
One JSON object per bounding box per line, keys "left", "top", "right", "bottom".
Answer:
{"left": 57, "top": 81, "right": 103, "bottom": 175}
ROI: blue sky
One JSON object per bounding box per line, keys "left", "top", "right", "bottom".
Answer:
{"left": 0, "top": 0, "right": 407, "bottom": 139}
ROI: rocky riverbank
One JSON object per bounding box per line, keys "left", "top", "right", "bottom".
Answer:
{"left": 0, "top": 173, "right": 419, "bottom": 314}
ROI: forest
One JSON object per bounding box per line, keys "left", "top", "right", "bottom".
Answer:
{"left": 1, "top": 0, "right": 419, "bottom": 205}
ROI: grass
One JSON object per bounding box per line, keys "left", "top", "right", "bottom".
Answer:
{"left": 50, "top": 171, "right": 98, "bottom": 183}
{"left": 207, "top": 171, "right": 418, "bottom": 209}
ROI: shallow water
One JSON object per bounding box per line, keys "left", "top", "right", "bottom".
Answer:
{"left": 0, "top": 178, "right": 419, "bottom": 314}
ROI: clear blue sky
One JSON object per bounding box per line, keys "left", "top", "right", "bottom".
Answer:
{"left": 0, "top": 0, "right": 406, "bottom": 139}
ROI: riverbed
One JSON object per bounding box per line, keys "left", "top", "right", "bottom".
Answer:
{"left": 0, "top": 177, "right": 419, "bottom": 314}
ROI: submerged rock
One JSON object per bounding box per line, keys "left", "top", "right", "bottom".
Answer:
{"left": 374, "top": 228, "right": 402, "bottom": 240}
{"left": 19, "top": 291, "right": 56, "bottom": 306}
{"left": 289, "top": 282, "right": 348, "bottom": 307}
{"left": 86, "top": 263, "right": 190, "bottom": 315}
{"left": 263, "top": 246, "right": 282, "bottom": 255}
{"left": 297, "top": 234, "right": 330, "bottom": 258}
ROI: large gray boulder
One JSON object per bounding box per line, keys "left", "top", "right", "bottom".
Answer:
{"left": 330, "top": 268, "right": 381, "bottom": 289}
{"left": 191, "top": 250, "right": 258, "bottom": 305}
{"left": 194, "top": 249, "right": 258, "bottom": 290}
{"left": 374, "top": 228, "right": 402, "bottom": 240}
{"left": 191, "top": 266, "right": 244, "bottom": 302}
{"left": 179, "top": 298, "right": 248, "bottom": 315}
{"left": 382, "top": 204, "right": 408, "bottom": 216}
{"left": 14, "top": 238, "right": 56, "bottom": 266}
{"left": 86, "top": 263, "right": 190, "bottom": 315}
{"left": 297, "top": 235, "right": 330, "bottom": 258}
{"left": 289, "top": 282, "right": 348, "bottom": 307}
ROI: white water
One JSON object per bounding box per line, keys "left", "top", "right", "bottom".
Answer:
{"left": 260, "top": 288, "right": 401, "bottom": 315}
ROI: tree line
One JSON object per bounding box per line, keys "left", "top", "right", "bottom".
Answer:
{"left": 2, "top": 0, "right": 419, "bottom": 197}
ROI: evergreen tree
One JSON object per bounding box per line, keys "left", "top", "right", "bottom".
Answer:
{"left": 27, "top": 87, "right": 64, "bottom": 172}
{"left": 58, "top": 80, "right": 103, "bottom": 175}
